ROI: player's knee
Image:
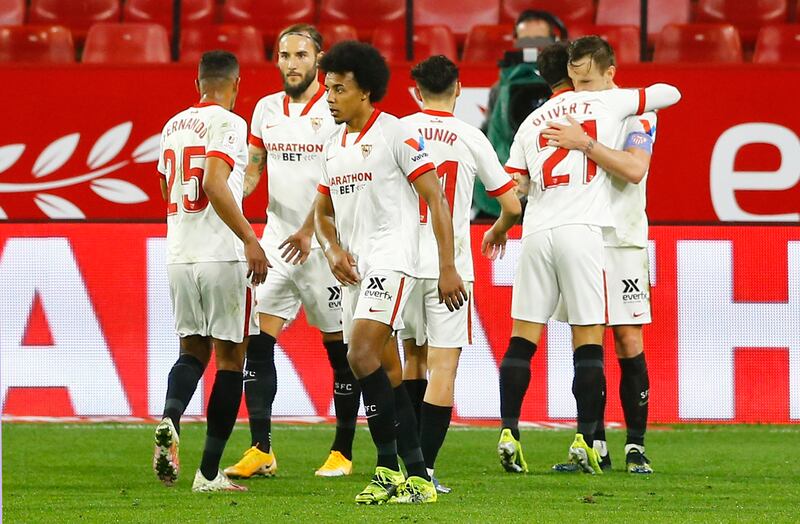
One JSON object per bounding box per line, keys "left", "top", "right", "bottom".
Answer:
{"left": 613, "top": 327, "right": 643, "bottom": 358}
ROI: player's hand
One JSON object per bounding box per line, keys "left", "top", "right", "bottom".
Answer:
{"left": 279, "top": 228, "right": 312, "bottom": 265}
{"left": 512, "top": 172, "right": 529, "bottom": 198}
{"left": 437, "top": 265, "right": 468, "bottom": 312}
{"left": 245, "top": 239, "right": 271, "bottom": 285}
{"left": 481, "top": 225, "right": 508, "bottom": 261}
{"left": 541, "top": 115, "right": 590, "bottom": 151}
{"left": 325, "top": 244, "right": 360, "bottom": 286}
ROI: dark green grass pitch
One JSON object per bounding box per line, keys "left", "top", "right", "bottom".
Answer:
{"left": 3, "top": 423, "right": 798, "bottom": 522}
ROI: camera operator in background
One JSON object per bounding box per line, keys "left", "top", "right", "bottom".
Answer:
{"left": 476, "top": 10, "right": 566, "bottom": 217}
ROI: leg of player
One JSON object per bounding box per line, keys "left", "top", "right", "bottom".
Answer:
{"left": 154, "top": 335, "right": 211, "bottom": 486}
{"left": 224, "top": 313, "right": 281, "bottom": 479}
{"left": 419, "top": 346, "right": 460, "bottom": 493}
{"left": 317, "top": 330, "right": 359, "bottom": 477}
{"left": 402, "top": 341, "right": 429, "bottom": 429}
{"left": 192, "top": 338, "right": 248, "bottom": 492}
{"left": 613, "top": 325, "right": 653, "bottom": 474}
{"left": 497, "top": 320, "right": 543, "bottom": 474}
{"left": 568, "top": 324, "right": 607, "bottom": 475}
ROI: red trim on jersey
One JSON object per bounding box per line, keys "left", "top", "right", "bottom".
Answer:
{"left": 355, "top": 109, "right": 381, "bottom": 144}
{"left": 317, "top": 183, "right": 330, "bottom": 195}
{"left": 301, "top": 84, "right": 327, "bottom": 116}
{"left": 248, "top": 133, "right": 265, "bottom": 148}
{"left": 408, "top": 163, "right": 435, "bottom": 182}
{"left": 549, "top": 87, "right": 573, "bottom": 99}
{"left": 206, "top": 150, "right": 234, "bottom": 169}
{"left": 636, "top": 88, "right": 646, "bottom": 115}
{"left": 422, "top": 109, "right": 453, "bottom": 117}
{"left": 467, "top": 291, "right": 473, "bottom": 345}
{"left": 639, "top": 119, "right": 652, "bottom": 134}
{"left": 192, "top": 101, "right": 222, "bottom": 108}
{"left": 486, "top": 180, "right": 516, "bottom": 197}
{"left": 405, "top": 138, "right": 422, "bottom": 150}
{"left": 389, "top": 277, "right": 406, "bottom": 326}
{"left": 504, "top": 165, "right": 529, "bottom": 177}
{"left": 282, "top": 95, "right": 290, "bottom": 116}
{"left": 243, "top": 287, "right": 253, "bottom": 337}
{"left": 603, "top": 270, "right": 609, "bottom": 324}
{"left": 340, "top": 127, "right": 348, "bottom": 147}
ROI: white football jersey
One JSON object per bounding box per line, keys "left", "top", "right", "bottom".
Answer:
{"left": 158, "top": 102, "right": 248, "bottom": 264}
{"left": 318, "top": 110, "right": 435, "bottom": 277}
{"left": 250, "top": 84, "right": 337, "bottom": 247}
{"left": 605, "top": 111, "right": 657, "bottom": 248}
{"left": 506, "top": 85, "right": 677, "bottom": 238}
{"left": 402, "top": 109, "right": 514, "bottom": 280}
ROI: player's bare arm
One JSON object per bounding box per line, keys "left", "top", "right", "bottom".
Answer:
{"left": 542, "top": 115, "right": 651, "bottom": 184}
{"left": 482, "top": 189, "right": 522, "bottom": 261}
{"left": 242, "top": 144, "right": 267, "bottom": 196}
{"left": 159, "top": 177, "right": 168, "bottom": 202}
{"left": 203, "top": 156, "right": 270, "bottom": 285}
{"left": 279, "top": 206, "right": 314, "bottom": 266}
{"left": 313, "top": 191, "right": 359, "bottom": 286}
{"left": 413, "top": 170, "right": 468, "bottom": 311}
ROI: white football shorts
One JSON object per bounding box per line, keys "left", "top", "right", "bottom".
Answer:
{"left": 341, "top": 269, "right": 415, "bottom": 344}
{"left": 399, "top": 279, "right": 473, "bottom": 348}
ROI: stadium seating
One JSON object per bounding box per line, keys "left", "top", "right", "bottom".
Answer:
{"left": 123, "top": 0, "right": 215, "bottom": 32}
{"left": 318, "top": 23, "right": 358, "bottom": 50}
{"left": 82, "top": 22, "right": 170, "bottom": 63}
{"left": 696, "top": 0, "right": 788, "bottom": 46}
{"left": 181, "top": 25, "right": 264, "bottom": 64}
{"left": 462, "top": 24, "right": 514, "bottom": 64}
{"left": 654, "top": 23, "right": 743, "bottom": 63}
{"left": 415, "top": 0, "right": 499, "bottom": 46}
{"left": 595, "top": 0, "right": 690, "bottom": 43}
{"left": 753, "top": 24, "right": 800, "bottom": 63}
{"left": 319, "top": 0, "right": 405, "bottom": 40}
{"left": 0, "top": 25, "right": 75, "bottom": 63}
{"left": 0, "top": 0, "right": 25, "bottom": 25}
{"left": 500, "top": 0, "right": 595, "bottom": 28}
{"left": 372, "top": 25, "right": 458, "bottom": 63}
{"left": 29, "top": 0, "right": 120, "bottom": 42}
{"left": 222, "top": 0, "right": 314, "bottom": 47}
{"left": 570, "top": 25, "right": 641, "bottom": 63}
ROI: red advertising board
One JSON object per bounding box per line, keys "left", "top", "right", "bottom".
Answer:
{"left": 0, "top": 64, "right": 797, "bottom": 222}
{"left": 1, "top": 223, "right": 798, "bottom": 423}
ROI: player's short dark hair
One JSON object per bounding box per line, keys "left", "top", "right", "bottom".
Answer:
{"left": 515, "top": 9, "right": 555, "bottom": 37}
{"left": 410, "top": 55, "right": 459, "bottom": 97}
{"left": 537, "top": 42, "right": 570, "bottom": 88}
{"left": 568, "top": 36, "right": 616, "bottom": 72}
{"left": 319, "top": 41, "right": 390, "bottom": 102}
{"left": 198, "top": 50, "right": 239, "bottom": 80}
{"left": 278, "top": 23, "right": 323, "bottom": 52}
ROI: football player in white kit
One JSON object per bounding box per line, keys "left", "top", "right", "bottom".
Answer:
{"left": 314, "top": 41, "right": 467, "bottom": 504}
{"left": 496, "top": 42, "right": 680, "bottom": 475}
{"left": 223, "top": 24, "right": 359, "bottom": 481}
{"left": 398, "top": 56, "right": 521, "bottom": 493}
{"left": 153, "top": 51, "right": 269, "bottom": 493}
{"left": 543, "top": 36, "right": 658, "bottom": 474}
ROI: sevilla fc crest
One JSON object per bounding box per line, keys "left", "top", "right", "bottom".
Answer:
{"left": 310, "top": 117, "right": 322, "bottom": 133}
{"left": 361, "top": 144, "right": 372, "bottom": 158}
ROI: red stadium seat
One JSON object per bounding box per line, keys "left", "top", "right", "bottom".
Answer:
{"left": 82, "top": 22, "right": 170, "bottom": 63}
{"left": 596, "top": 0, "right": 690, "bottom": 42}
{"left": 0, "top": 25, "right": 75, "bottom": 63}
{"left": 0, "top": 0, "right": 25, "bottom": 25}
{"left": 372, "top": 25, "right": 457, "bottom": 63}
{"left": 570, "top": 25, "right": 641, "bottom": 64}
{"left": 29, "top": 0, "right": 120, "bottom": 42}
{"left": 654, "top": 23, "right": 743, "bottom": 63}
{"left": 415, "top": 0, "right": 499, "bottom": 45}
{"left": 222, "top": 0, "right": 314, "bottom": 46}
{"left": 123, "top": 0, "right": 215, "bottom": 32}
{"left": 753, "top": 24, "right": 800, "bottom": 63}
{"left": 320, "top": 0, "right": 405, "bottom": 40}
{"left": 500, "top": 0, "right": 594, "bottom": 27}
{"left": 181, "top": 25, "right": 264, "bottom": 64}
{"left": 697, "top": 0, "right": 788, "bottom": 45}
{"left": 318, "top": 24, "right": 358, "bottom": 50}
{"left": 462, "top": 24, "right": 514, "bottom": 64}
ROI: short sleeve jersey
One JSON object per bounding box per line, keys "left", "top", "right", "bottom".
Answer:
{"left": 317, "top": 110, "right": 435, "bottom": 276}
{"left": 158, "top": 102, "right": 248, "bottom": 264}
{"left": 249, "top": 85, "right": 337, "bottom": 247}
{"left": 506, "top": 87, "right": 651, "bottom": 238}
{"left": 401, "top": 109, "right": 515, "bottom": 280}
{"left": 605, "top": 111, "right": 658, "bottom": 248}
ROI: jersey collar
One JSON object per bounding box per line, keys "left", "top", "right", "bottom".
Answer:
{"left": 421, "top": 109, "right": 453, "bottom": 117}
{"left": 192, "top": 101, "right": 222, "bottom": 108}
{"left": 283, "top": 83, "right": 327, "bottom": 117}
{"left": 549, "top": 87, "right": 574, "bottom": 99}
{"left": 340, "top": 109, "right": 382, "bottom": 147}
